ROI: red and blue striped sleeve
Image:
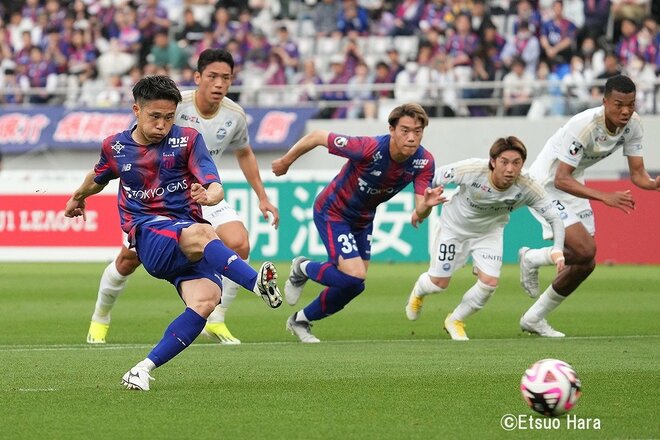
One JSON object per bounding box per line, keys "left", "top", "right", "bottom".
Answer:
{"left": 413, "top": 151, "right": 435, "bottom": 195}
{"left": 327, "top": 133, "right": 378, "bottom": 161}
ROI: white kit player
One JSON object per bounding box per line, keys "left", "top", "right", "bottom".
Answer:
{"left": 405, "top": 136, "right": 566, "bottom": 340}
{"left": 519, "top": 75, "right": 660, "bottom": 336}
{"left": 86, "top": 49, "right": 279, "bottom": 345}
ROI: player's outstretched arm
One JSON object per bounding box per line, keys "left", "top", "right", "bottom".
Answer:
{"left": 411, "top": 187, "right": 446, "bottom": 228}
{"left": 554, "top": 161, "right": 635, "bottom": 213}
{"left": 235, "top": 146, "right": 280, "bottom": 228}
{"left": 64, "top": 171, "right": 107, "bottom": 220}
{"left": 628, "top": 156, "right": 660, "bottom": 192}
{"left": 272, "top": 129, "right": 330, "bottom": 176}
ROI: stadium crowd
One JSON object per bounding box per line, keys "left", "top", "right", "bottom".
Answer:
{"left": 0, "top": 0, "right": 659, "bottom": 117}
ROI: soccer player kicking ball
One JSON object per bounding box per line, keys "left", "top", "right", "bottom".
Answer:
{"left": 272, "top": 103, "right": 445, "bottom": 343}
{"left": 87, "top": 49, "right": 279, "bottom": 346}
{"left": 65, "top": 75, "right": 282, "bottom": 391}
{"left": 518, "top": 75, "right": 660, "bottom": 336}
{"left": 405, "top": 136, "right": 566, "bottom": 340}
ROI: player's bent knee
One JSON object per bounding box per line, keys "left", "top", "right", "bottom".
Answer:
{"left": 116, "top": 250, "right": 140, "bottom": 275}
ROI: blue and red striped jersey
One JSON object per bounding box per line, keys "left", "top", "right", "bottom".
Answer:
{"left": 93, "top": 124, "right": 220, "bottom": 238}
{"left": 315, "top": 133, "right": 435, "bottom": 228}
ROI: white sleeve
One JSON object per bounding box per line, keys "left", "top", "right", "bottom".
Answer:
{"left": 623, "top": 119, "right": 643, "bottom": 157}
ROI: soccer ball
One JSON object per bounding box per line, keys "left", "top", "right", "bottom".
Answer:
{"left": 520, "top": 358, "right": 582, "bottom": 417}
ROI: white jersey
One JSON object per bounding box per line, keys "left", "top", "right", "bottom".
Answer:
{"left": 433, "top": 158, "right": 564, "bottom": 249}
{"left": 175, "top": 90, "right": 250, "bottom": 163}
{"left": 529, "top": 106, "right": 644, "bottom": 188}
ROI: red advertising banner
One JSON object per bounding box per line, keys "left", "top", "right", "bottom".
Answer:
{"left": 0, "top": 194, "right": 122, "bottom": 247}
{"left": 590, "top": 180, "right": 659, "bottom": 264}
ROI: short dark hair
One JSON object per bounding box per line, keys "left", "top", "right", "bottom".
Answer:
{"left": 605, "top": 75, "right": 636, "bottom": 96}
{"left": 132, "top": 75, "right": 182, "bottom": 105}
{"left": 197, "top": 48, "right": 235, "bottom": 74}
{"left": 388, "top": 103, "right": 429, "bottom": 128}
{"left": 489, "top": 136, "right": 527, "bottom": 170}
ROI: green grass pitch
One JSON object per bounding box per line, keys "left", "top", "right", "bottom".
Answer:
{"left": 0, "top": 262, "right": 658, "bottom": 439}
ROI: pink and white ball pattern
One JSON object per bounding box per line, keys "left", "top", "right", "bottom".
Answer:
{"left": 520, "top": 359, "right": 582, "bottom": 417}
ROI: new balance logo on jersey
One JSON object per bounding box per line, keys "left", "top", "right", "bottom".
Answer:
{"left": 370, "top": 170, "right": 382, "bottom": 176}
{"left": 412, "top": 158, "right": 429, "bottom": 168}
{"left": 168, "top": 136, "right": 189, "bottom": 148}
{"left": 372, "top": 151, "right": 383, "bottom": 162}
{"left": 358, "top": 178, "right": 394, "bottom": 195}
{"left": 121, "top": 164, "right": 132, "bottom": 172}
{"left": 111, "top": 141, "right": 124, "bottom": 154}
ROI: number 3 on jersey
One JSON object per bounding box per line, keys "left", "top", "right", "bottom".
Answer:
{"left": 337, "top": 233, "right": 358, "bottom": 254}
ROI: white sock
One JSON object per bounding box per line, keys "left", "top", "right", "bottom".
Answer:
{"left": 207, "top": 305, "right": 226, "bottom": 324}
{"left": 525, "top": 247, "right": 553, "bottom": 267}
{"left": 136, "top": 358, "right": 156, "bottom": 372}
{"left": 295, "top": 310, "right": 309, "bottom": 322}
{"left": 91, "top": 262, "right": 129, "bottom": 324}
{"left": 523, "top": 285, "right": 566, "bottom": 322}
{"left": 300, "top": 260, "right": 310, "bottom": 275}
{"left": 413, "top": 272, "right": 445, "bottom": 297}
{"left": 451, "top": 280, "right": 496, "bottom": 321}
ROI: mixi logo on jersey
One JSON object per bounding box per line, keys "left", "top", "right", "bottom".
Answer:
{"left": 168, "top": 136, "right": 189, "bottom": 148}
{"left": 412, "top": 158, "right": 429, "bottom": 169}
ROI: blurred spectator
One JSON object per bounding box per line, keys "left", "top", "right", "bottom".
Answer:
{"left": 136, "top": 0, "right": 170, "bottom": 65}
{"left": 583, "top": 0, "right": 611, "bottom": 41}
{"left": 0, "top": 68, "right": 25, "bottom": 104}
{"left": 94, "top": 75, "right": 123, "bottom": 107}
{"left": 385, "top": 47, "right": 405, "bottom": 82}
{"left": 313, "top": 0, "right": 340, "bottom": 37}
{"left": 463, "top": 48, "right": 496, "bottom": 116}
{"left": 22, "top": 0, "right": 43, "bottom": 24}
{"left": 45, "top": 0, "right": 66, "bottom": 32}
{"left": 432, "top": 54, "right": 459, "bottom": 117}
{"left": 110, "top": 6, "right": 141, "bottom": 54}
{"left": 318, "top": 54, "right": 349, "bottom": 118}
{"left": 590, "top": 51, "right": 622, "bottom": 96}
{"left": 480, "top": 23, "right": 506, "bottom": 73}
{"left": 96, "top": 38, "right": 136, "bottom": 79}
{"left": 391, "top": 0, "right": 424, "bottom": 36}
{"left": 562, "top": 0, "right": 585, "bottom": 28}
{"left": 175, "top": 8, "right": 205, "bottom": 49}
{"left": 635, "top": 20, "right": 658, "bottom": 66}
{"left": 444, "top": 13, "right": 479, "bottom": 102}
{"left": 148, "top": 30, "right": 189, "bottom": 72}
{"left": 177, "top": 65, "right": 196, "bottom": 88}
{"left": 211, "top": 7, "right": 238, "bottom": 47}
{"left": 7, "top": 11, "right": 31, "bottom": 51}
{"left": 337, "top": 0, "right": 370, "bottom": 36}
{"left": 293, "top": 58, "right": 324, "bottom": 102}
{"left": 561, "top": 54, "right": 592, "bottom": 113}
{"left": 527, "top": 60, "right": 564, "bottom": 118}
{"left": 243, "top": 28, "right": 271, "bottom": 70}
{"left": 67, "top": 29, "right": 97, "bottom": 76}
{"left": 614, "top": 18, "right": 639, "bottom": 65}
{"left": 624, "top": 52, "right": 657, "bottom": 112}
{"left": 513, "top": 0, "right": 542, "bottom": 37}
{"left": 370, "top": 8, "right": 396, "bottom": 36}
{"left": 19, "top": 46, "right": 58, "bottom": 103}
{"left": 14, "top": 31, "right": 35, "bottom": 66}
{"left": 346, "top": 61, "right": 376, "bottom": 118}
{"left": 579, "top": 35, "right": 606, "bottom": 77}
{"left": 471, "top": 0, "right": 496, "bottom": 39}
{"left": 272, "top": 25, "right": 300, "bottom": 80}
{"left": 420, "top": 0, "right": 452, "bottom": 34}
{"left": 539, "top": 0, "right": 577, "bottom": 67}
{"left": 394, "top": 61, "right": 433, "bottom": 111}
{"left": 372, "top": 60, "right": 394, "bottom": 99}
{"left": 43, "top": 27, "right": 69, "bottom": 75}
{"left": 501, "top": 20, "right": 541, "bottom": 75}
{"left": 502, "top": 56, "right": 533, "bottom": 116}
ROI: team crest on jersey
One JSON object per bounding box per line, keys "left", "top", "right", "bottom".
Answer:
{"left": 624, "top": 127, "right": 630, "bottom": 134}
{"left": 372, "top": 151, "right": 383, "bottom": 162}
{"left": 111, "top": 141, "right": 124, "bottom": 154}
{"left": 225, "top": 121, "right": 233, "bottom": 127}
{"left": 216, "top": 127, "right": 227, "bottom": 141}
{"left": 334, "top": 136, "right": 348, "bottom": 148}
{"left": 569, "top": 141, "right": 583, "bottom": 156}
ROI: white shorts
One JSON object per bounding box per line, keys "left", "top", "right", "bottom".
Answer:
{"left": 122, "top": 200, "right": 243, "bottom": 248}
{"left": 427, "top": 224, "right": 504, "bottom": 279}
{"left": 530, "top": 187, "right": 595, "bottom": 240}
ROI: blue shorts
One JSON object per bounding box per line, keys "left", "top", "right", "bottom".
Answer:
{"left": 134, "top": 219, "right": 223, "bottom": 291}
{"left": 313, "top": 211, "right": 373, "bottom": 264}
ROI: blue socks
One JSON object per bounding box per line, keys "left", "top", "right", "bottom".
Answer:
{"left": 201, "top": 240, "right": 257, "bottom": 291}
{"left": 305, "top": 262, "right": 364, "bottom": 288}
{"left": 148, "top": 307, "right": 206, "bottom": 367}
